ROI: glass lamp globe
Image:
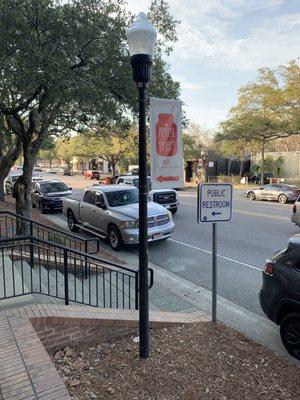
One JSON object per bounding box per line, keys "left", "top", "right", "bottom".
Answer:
{"left": 126, "top": 12, "right": 157, "bottom": 57}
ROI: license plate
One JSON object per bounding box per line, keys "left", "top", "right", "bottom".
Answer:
{"left": 153, "top": 232, "right": 163, "bottom": 240}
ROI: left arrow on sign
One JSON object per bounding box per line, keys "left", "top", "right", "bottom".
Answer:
{"left": 211, "top": 211, "right": 222, "bottom": 216}
{"left": 156, "top": 175, "right": 179, "bottom": 183}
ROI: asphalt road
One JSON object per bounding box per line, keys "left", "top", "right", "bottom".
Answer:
{"left": 42, "top": 174, "right": 299, "bottom": 317}
{"left": 145, "top": 189, "right": 299, "bottom": 316}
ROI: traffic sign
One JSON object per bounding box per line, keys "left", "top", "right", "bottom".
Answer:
{"left": 197, "top": 183, "right": 232, "bottom": 223}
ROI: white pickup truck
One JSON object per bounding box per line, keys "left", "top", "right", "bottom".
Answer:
{"left": 63, "top": 185, "right": 175, "bottom": 251}
{"left": 116, "top": 175, "right": 179, "bottom": 214}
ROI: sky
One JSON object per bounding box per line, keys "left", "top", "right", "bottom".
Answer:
{"left": 126, "top": 0, "right": 300, "bottom": 129}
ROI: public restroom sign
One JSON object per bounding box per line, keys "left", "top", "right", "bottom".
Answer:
{"left": 197, "top": 183, "right": 233, "bottom": 223}
{"left": 150, "top": 97, "right": 184, "bottom": 189}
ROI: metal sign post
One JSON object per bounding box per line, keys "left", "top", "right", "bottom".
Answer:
{"left": 197, "top": 183, "right": 233, "bottom": 322}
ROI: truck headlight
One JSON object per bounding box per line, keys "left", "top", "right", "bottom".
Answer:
{"left": 121, "top": 220, "right": 138, "bottom": 229}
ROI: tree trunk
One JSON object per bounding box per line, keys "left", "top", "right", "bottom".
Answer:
{"left": 239, "top": 158, "right": 244, "bottom": 177}
{"left": 14, "top": 141, "right": 38, "bottom": 230}
{"left": 49, "top": 160, "right": 52, "bottom": 170}
{"left": 260, "top": 141, "right": 265, "bottom": 186}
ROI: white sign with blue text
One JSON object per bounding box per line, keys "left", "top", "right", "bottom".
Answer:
{"left": 197, "top": 183, "right": 233, "bottom": 223}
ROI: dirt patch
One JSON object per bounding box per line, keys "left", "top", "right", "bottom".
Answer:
{"left": 52, "top": 322, "right": 300, "bottom": 400}
{"left": 0, "top": 196, "right": 125, "bottom": 265}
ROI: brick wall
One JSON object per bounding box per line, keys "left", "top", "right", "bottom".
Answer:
{"left": 34, "top": 324, "right": 136, "bottom": 353}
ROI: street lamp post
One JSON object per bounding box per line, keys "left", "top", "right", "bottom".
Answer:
{"left": 126, "top": 12, "right": 157, "bottom": 359}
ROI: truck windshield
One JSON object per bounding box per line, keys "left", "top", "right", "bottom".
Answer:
{"left": 105, "top": 190, "right": 139, "bottom": 207}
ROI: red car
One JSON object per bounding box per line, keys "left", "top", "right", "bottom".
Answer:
{"left": 83, "top": 170, "right": 100, "bottom": 180}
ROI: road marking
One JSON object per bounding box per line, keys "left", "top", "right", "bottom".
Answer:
{"left": 234, "top": 209, "right": 290, "bottom": 221}
{"left": 169, "top": 238, "right": 261, "bottom": 271}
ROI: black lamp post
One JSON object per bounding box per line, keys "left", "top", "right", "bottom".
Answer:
{"left": 126, "top": 12, "right": 157, "bottom": 359}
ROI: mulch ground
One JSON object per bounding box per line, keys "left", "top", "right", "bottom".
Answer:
{"left": 0, "top": 197, "right": 125, "bottom": 265}
{"left": 52, "top": 322, "right": 300, "bottom": 400}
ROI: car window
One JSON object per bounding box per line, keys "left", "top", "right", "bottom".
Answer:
{"left": 272, "top": 185, "right": 283, "bottom": 189}
{"left": 124, "top": 180, "right": 133, "bottom": 186}
{"left": 263, "top": 185, "right": 272, "bottom": 190}
{"left": 105, "top": 190, "right": 139, "bottom": 207}
{"left": 118, "top": 178, "right": 124, "bottom": 184}
{"left": 95, "top": 193, "right": 104, "bottom": 204}
{"left": 132, "top": 178, "right": 152, "bottom": 190}
{"left": 83, "top": 191, "right": 96, "bottom": 205}
{"left": 11, "top": 176, "right": 20, "bottom": 183}
{"left": 40, "top": 182, "right": 69, "bottom": 193}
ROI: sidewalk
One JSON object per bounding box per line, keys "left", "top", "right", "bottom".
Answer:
{"left": 41, "top": 213, "right": 293, "bottom": 361}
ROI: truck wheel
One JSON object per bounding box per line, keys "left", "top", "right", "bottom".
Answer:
{"left": 108, "top": 226, "right": 122, "bottom": 251}
{"left": 171, "top": 208, "right": 177, "bottom": 215}
{"left": 280, "top": 313, "right": 300, "bottom": 360}
{"left": 67, "top": 210, "right": 79, "bottom": 232}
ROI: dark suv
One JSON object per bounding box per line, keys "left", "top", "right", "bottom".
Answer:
{"left": 32, "top": 180, "right": 72, "bottom": 213}
{"left": 260, "top": 235, "right": 300, "bottom": 360}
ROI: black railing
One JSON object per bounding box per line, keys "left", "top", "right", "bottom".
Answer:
{"left": 0, "top": 236, "right": 155, "bottom": 310}
{"left": 0, "top": 211, "right": 99, "bottom": 255}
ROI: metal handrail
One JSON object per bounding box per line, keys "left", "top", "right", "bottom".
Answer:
{"left": 0, "top": 236, "right": 146, "bottom": 309}
{"left": 0, "top": 210, "right": 100, "bottom": 254}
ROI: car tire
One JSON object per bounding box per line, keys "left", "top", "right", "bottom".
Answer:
{"left": 278, "top": 194, "right": 288, "bottom": 204}
{"left": 247, "top": 192, "right": 256, "bottom": 201}
{"left": 280, "top": 313, "right": 300, "bottom": 360}
{"left": 108, "top": 225, "right": 122, "bottom": 251}
{"left": 171, "top": 208, "right": 177, "bottom": 215}
{"left": 67, "top": 210, "right": 79, "bottom": 232}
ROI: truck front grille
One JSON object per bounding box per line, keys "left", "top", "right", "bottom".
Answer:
{"left": 147, "top": 214, "right": 169, "bottom": 228}
{"left": 153, "top": 192, "right": 176, "bottom": 204}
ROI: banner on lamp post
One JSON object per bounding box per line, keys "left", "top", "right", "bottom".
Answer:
{"left": 150, "top": 97, "right": 184, "bottom": 189}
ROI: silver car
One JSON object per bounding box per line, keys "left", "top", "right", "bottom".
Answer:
{"left": 63, "top": 185, "right": 175, "bottom": 250}
{"left": 246, "top": 184, "right": 300, "bottom": 204}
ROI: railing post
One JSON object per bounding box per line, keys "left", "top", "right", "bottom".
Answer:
{"left": 63, "top": 249, "right": 69, "bottom": 305}
{"left": 29, "top": 221, "right": 34, "bottom": 269}
{"left": 135, "top": 272, "right": 139, "bottom": 310}
{"left": 84, "top": 241, "right": 88, "bottom": 279}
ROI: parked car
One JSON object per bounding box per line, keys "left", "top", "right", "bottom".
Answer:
{"left": 252, "top": 172, "right": 274, "bottom": 184}
{"left": 291, "top": 196, "right": 300, "bottom": 226}
{"left": 47, "top": 170, "right": 57, "bottom": 174}
{"left": 4, "top": 173, "right": 22, "bottom": 195}
{"left": 259, "top": 234, "right": 300, "bottom": 360}
{"left": 246, "top": 184, "right": 300, "bottom": 204}
{"left": 31, "top": 180, "right": 72, "bottom": 213}
{"left": 116, "top": 175, "right": 179, "bottom": 214}
{"left": 84, "top": 170, "right": 100, "bottom": 180}
{"left": 63, "top": 185, "right": 175, "bottom": 250}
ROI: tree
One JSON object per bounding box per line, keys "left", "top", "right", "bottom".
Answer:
{"left": 56, "top": 138, "right": 75, "bottom": 172}
{"left": 218, "top": 139, "right": 260, "bottom": 176}
{"left": 0, "top": 0, "right": 180, "bottom": 219}
{"left": 217, "top": 60, "right": 300, "bottom": 184}
{"left": 84, "top": 126, "right": 139, "bottom": 175}
{"left": 38, "top": 136, "right": 58, "bottom": 170}
{"left": 183, "top": 122, "right": 213, "bottom": 163}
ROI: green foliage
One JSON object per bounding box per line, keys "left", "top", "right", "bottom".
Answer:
{"left": 218, "top": 60, "right": 300, "bottom": 145}
{"left": 183, "top": 123, "right": 213, "bottom": 162}
{"left": 0, "top": 0, "right": 181, "bottom": 214}
{"left": 263, "top": 156, "right": 284, "bottom": 176}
